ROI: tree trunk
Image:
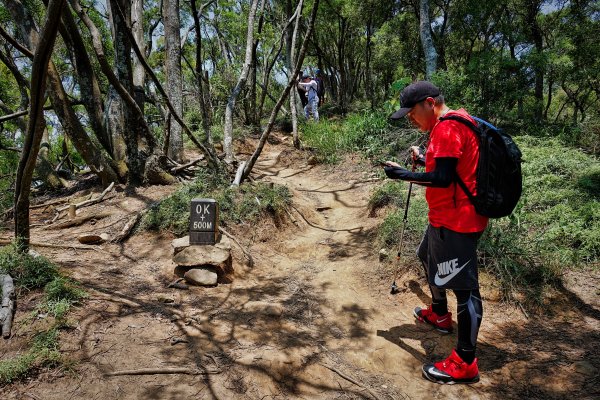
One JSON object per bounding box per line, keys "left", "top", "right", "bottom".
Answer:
{"left": 191, "top": 0, "right": 213, "bottom": 144}
{"left": 223, "top": 0, "right": 260, "bottom": 163}
{"left": 525, "top": 1, "right": 544, "bottom": 122}
{"left": 163, "top": 0, "right": 184, "bottom": 162}
{"left": 419, "top": 0, "right": 437, "bottom": 80}
{"left": 289, "top": 0, "right": 304, "bottom": 149}
{"left": 58, "top": 3, "right": 112, "bottom": 156}
{"left": 109, "top": 0, "right": 144, "bottom": 184}
{"left": 105, "top": 1, "right": 127, "bottom": 165}
{"left": 7, "top": 0, "right": 120, "bottom": 188}
{"left": 365, "top": 15, "right": 373, "bottom": 109}
{"left": 245, "top": 0, "right": 266, "bottom": 129}
{"left": 36, "top": 127, "right": 67, "bottom": 189}
{"left": 132, "top": 0, "right": 145, "bottom": 113}
{"left": 46, "top": 63, "right": 120, "bottom": 187}
{"left": 15, "top": 0, "right": 65, "bottom": 251}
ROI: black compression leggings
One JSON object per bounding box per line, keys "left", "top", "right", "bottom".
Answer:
{"left": 454, "top": 288, "right": 483, "bottom": 364}
{"left": 420, "top": 261, "right": 483, "bottom": 364}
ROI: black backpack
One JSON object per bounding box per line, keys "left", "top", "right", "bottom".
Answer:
{"left": 315, "top": 77, "right": 325, "bottom": 97}
{"left": 439, "top": 115, "right": 523, "bottom": 218}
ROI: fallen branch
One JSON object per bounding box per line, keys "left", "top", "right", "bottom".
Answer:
{"left": 56, "top": 182, "right": 114, "bottom": 213}
{"left": 44, "top": 212, "right": 111, "bottom": 230}
{"left": 106, "top": 367, "right": 221, "bottom": 376}
{"left": 0, "top": 238, "right": 103, "bottom": 251}
{"left": 111, "top": 212, "right": 141, "bottom": 243}
{"left": 218, "top": 226, "right": 254, "bottom": 267}
{"left": 170, "top": 156, "right": 204, "bottom": 174}
{"left": 321, "top": 363, "right": 382, "bottom": 400}
{"left": 30, "top": 198, "right": 68, "bottom": 210}
{"left": 0, "top": 274, "right": 16, "bottom": 339}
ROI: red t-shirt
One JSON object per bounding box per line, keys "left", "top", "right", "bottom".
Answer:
{"left": 424, "top": 109, "right": 488, "bottom": 233}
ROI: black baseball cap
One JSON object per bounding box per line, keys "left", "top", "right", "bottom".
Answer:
{"left": 390, "top": 81, "right": 441, "bottom": 120}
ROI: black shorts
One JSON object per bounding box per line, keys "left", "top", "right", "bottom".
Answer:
{"left": 417, "top": 225, "right": 483, "bottom": 290}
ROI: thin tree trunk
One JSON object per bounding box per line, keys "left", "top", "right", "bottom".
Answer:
{"left": 289, "top": 0, "right": 304, "bottom": 149}
{"left": 419, "top": 0, "right": 437, "bottom": 80}
{"left": 191, "top": 0, "right": 214, "bottom": 144}
{"left": 132, "top": 0, "right": 145, "bottom": 112}
{"left": 109, "top": 0, "right": 143, "bottom": 184}
{"left": 15, "top": 0, "right": 65, "bottom": 251}
{"left": 70, "top": 0, "right": 157, "bottom": 159}
{"left": 223, "top": 0, "right": 260, "bottom": 163}
{"left": 58, "top": 3, "right": 112, "bottom": 156}
{"left": 7, "top": 0, "right": 120, "bottom": 188}
{"left": 239, "top": 0, "right": 320, "bottom": 184}
{"left": 246, "top": 0, "right": 266, "bottom": 129}
{"left": 163, "top": 0, "right": 183, "bottom": 162}
{"left": 37, "top": 127, "right": 67, "bottom": 189}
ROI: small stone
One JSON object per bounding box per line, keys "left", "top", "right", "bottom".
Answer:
{"left": 157, "top": 295, "right": 175, "bottom": 303}
{"left": 171, "top": 236, "right": 191, "bottom": 254}
{"left": 215, "top": 235, "right": 232, "bottom": 251}
{"left": 379, "top": 248, "right": 389, "bottom": 262}
{"left": 78, "top": 233, "right": 109, "bottom": 245}
{"left": 184, "top": 267, "right": 218, "bottom": 286}
{"left": 572, "top": 360, "right": 597, "bottom": 376}
{"left": 243, "top": 301, "right": 284, "bottom": 317}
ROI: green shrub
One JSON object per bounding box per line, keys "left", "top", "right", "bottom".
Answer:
{"left": 0, "top": 244, "right": 59, "bottom": 290}
{"left": 44, "top": 276, "right": 85, "bottom": 302}
{"left": 377, "top": 185, "right": 428, "bottom": 248}
{"left": 368, "top": 182, "right": 405, "bottom": 214}
{"left": 300, "top": 111, "right": 423, "bottom": 165}
{"left": 142, "top": 169, "right": 292, "bottom": 235}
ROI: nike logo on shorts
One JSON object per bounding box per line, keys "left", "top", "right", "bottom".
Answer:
{"left": 434, "top": 260, "right": 471, "bottom": 286}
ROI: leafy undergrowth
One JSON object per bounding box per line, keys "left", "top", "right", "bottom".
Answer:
{"left": 0, "top": 245, "right": 86, "bottom": 384}
{"left": 141, "top": 168, "right": 292, "bottom": 236}
{"left": 300, "top": 112, "right": 421, "bottom": 164}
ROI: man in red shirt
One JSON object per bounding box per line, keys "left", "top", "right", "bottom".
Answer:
{"left": 384, "top": 81, "right": 488, "bottom": 384}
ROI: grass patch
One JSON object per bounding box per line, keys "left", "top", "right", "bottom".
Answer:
{"left": 368, "top": 181, "right": 407, "bottom": 216}
{"left": 301, "top": 112, "right": 422, "bottom": 164}
{"left": 0, "top": 245, "right": 86, "bottom": 385}
{"left": 142, "top": 168, "right": 292, "bottom": 236}
{"left": 0, "top": 244, "right": 59, "bottom": 290}
{"left": 376, "top": 185, "right": 428, "bottom": 249}
{"left": 0, "top": 328, "right": 62, "bottom": 384}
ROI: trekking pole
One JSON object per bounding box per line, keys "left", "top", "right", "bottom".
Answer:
{"left": 390, "top": 163, "right": 416, "bottom": 295}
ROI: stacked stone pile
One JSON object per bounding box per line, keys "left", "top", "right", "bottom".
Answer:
{"left": 171, "top": 235, "right": 233, "bottom": 286}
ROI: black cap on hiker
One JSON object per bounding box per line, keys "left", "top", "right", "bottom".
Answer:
{"left": 390, "top": 81, "right": 441, "bottom": 120}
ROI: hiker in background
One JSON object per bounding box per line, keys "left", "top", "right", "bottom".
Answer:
{"left": 297, "top": 71, "right": 309, "bottom": 108}
{"left": 382, "top": 81, "right": 487, "bottom": 385}
{"left": 297, "top": 75, "right": 319, "bottom": 122}
{"left": 315, "top": 69, "right": 325, "bottom": 107}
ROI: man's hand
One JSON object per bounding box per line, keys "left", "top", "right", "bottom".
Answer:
{"left": 381, "top": 160, "right": 401, "bottom": 167}
{"left": 383, "top": 164, "right": 412, "bottom": 180}
{"left": 410, "top": 146, "right": 426, "bottom": 165}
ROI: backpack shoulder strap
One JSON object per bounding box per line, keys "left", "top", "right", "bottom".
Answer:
{"left": 439, "top": 114, "right": 480, "bottom": 134}
{"left": 438, "top": 114, "right": 479, "bottom": 203}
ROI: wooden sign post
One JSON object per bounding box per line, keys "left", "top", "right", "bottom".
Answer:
{"left": 190, "top": 199, "right": 219, "bottom": 245}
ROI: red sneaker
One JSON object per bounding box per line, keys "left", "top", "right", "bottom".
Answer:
{"left": 422, "top": 349, "right": 480, "bottom": 384}
{"left": 413, "top": 305, "right": 453, "bottom": 333}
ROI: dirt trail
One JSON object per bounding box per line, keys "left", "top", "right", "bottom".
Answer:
{"left": 3, "top": 141, "right": 599, "bottom": 399}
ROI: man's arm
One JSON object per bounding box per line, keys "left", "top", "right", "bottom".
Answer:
{"left": 383, "top": 157, "right": 457, "bottom": 187}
